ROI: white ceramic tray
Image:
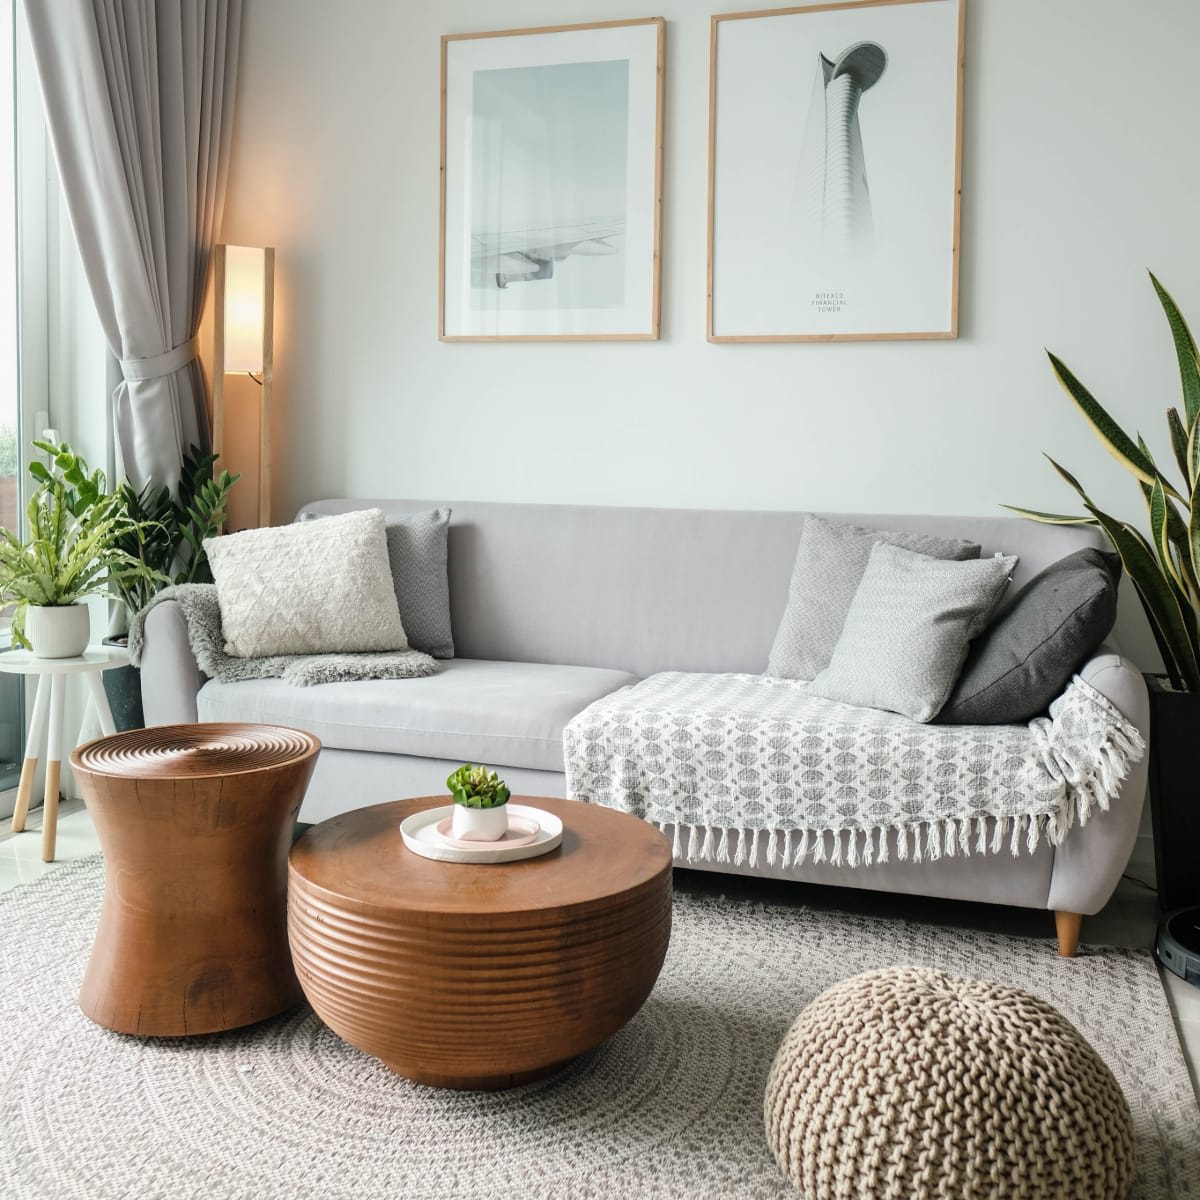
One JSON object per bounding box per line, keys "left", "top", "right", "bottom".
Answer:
{"left": 400, "top": 804, "right": 563, "bottom": 864}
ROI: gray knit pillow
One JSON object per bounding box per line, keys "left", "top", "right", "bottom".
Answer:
{"left": 767, "top": 516, "right": 981, "bottom": 680}
{"left": 808, "top": 543, "right": 1018, "bottom": 722}
{"left": 385, "top": 508, "right": 454, "bottom": 659}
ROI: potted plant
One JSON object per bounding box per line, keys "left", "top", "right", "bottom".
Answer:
{"left": 447, "top": 764, "right": 511, "bottom": 841}
{"left": 0, "top": 440, "right": 166, "bottom": 658}
{"left": 100, "top": 446, "right": 239, "bottom": 728}
{"left": 108, "top": 445, "right": 239, "bottom": 620}
{"left": 1008, "top": 271, "right": 1200, "bottom": 910}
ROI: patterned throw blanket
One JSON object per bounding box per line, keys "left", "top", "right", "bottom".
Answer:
{"left": 563, "top": 672, "right": 1145, "bottom": 869}
{"left": 127, "top": 585, "right": 439, "bottom": 687}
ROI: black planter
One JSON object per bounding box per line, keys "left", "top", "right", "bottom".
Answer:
{"left": 100, "top": 635, "right": 145, "bottom": 732}
{"left": 1146, "top": 675, "right": 1200, "bottom": 912}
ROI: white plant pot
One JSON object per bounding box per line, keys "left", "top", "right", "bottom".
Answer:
{"left": 450, "top": 803, "right": 509, "bottom": 842}
{"left": 26, "top": 604, "right": 90, "bottom": 659}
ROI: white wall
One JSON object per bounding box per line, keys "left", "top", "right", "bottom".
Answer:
{"left": 220, "top": 0, "right": 1200, "bottom": 666}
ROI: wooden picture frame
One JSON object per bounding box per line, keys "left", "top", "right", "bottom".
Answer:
{"left": 440, "top": 18, "right": 665, "bottom": 342}
{"left": 708, "top": 0, "right": 965, "bottom": 342}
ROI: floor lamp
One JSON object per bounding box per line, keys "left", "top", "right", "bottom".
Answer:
{"left": 213, "top": 244, "right": 275, "bottom": 527}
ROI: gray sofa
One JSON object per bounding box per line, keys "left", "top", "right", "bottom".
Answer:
{"left": 139, "top": 499, "right": 1150, "bottom": 954}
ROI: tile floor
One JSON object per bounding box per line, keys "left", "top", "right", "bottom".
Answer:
{"left": 2, "top": 801, "right": 1197, "bottom": 1102}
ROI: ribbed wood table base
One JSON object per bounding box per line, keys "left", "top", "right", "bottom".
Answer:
{"left": 288, "top": 797, "right": 673, "bottom": 1090}
{"left": 71, "top": 723, "right": 320, "bottom": 1037}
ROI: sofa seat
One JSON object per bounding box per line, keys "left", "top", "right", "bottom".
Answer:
{"left": 195, "top": 657, "right": 638, "bottom": 773}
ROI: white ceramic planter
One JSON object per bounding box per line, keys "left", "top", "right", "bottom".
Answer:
{"left": 450, "top": 803, "right": 509, "bottom": 842}
{"left": 26, "top": 604, "right": 90, "bottom": 659}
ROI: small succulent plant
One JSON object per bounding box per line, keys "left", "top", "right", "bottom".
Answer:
{"left": 447, "top": 764, "right": 511, "bottom": 809}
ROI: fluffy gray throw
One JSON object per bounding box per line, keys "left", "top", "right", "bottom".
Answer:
{"left": 127, "top": 585, "right": 439, "bottom": 686}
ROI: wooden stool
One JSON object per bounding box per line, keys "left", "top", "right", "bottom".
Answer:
{"left": 0, "top": 645, "right": 127, "bottom": 862}
{"left": 70, "top": 723, "right": 321, "bottom": 1037}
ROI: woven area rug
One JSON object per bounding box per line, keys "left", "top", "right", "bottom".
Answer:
{"left": 0, "top": 856, "right": 1196, "bottom": 1200}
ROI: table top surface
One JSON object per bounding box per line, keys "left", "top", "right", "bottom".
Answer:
{"left": 72, "top": 722, "right": 321, "bottom": 778}
{"left": 289, "top": 796, "right": 672, "bottom": 916}
{"left": 0, "top": 644, "right": 130, "bottom": 675}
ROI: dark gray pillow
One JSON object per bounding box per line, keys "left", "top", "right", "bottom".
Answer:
{"left": 767, "top": 515, "right": 982, "bottom": 680}
{"left": 937, "top": 548, "right": 1120, "bottom": 725}
{"left": 385, "top": 508, "right": 454, "bottom": 659}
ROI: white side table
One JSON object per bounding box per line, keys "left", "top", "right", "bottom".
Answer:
{"left": 0, "top": 645, "right": 127, "bottom": 861}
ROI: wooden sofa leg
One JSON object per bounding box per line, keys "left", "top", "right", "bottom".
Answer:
{"left": 1054, "top": 910, "right": 1083, "bottom": 958}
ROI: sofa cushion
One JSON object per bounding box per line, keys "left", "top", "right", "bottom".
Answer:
{"left": 195, "top": 657, "right": 638, "bottom": 773}
{"left": 767, "top": 515, "right": 981, "bottom": 681}
{"left": 807, "top": 544, "right": 1018, "bottom": 722}
{"left": 937, "top": 548, "right": 1121, "bottom": 725}
{"left": 205, "top": 508, "right": 407, "bottom": 657}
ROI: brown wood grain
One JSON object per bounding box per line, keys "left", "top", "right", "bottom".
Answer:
{"left": 70, "top": 724, "right": 321, "bottom": 1037}
{"left": 1054, "top": 910, "right": 1083, "bottom": 958}
{"left": 288, "top": 796, "right": 673, "bottom": 1089}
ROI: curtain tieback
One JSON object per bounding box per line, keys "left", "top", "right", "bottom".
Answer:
{"left": 119, "top": 335, "right": 199, "bottom": 382}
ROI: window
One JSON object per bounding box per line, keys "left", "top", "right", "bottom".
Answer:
{"left": 0, "top": 0, "right": 22, "bottom": 801}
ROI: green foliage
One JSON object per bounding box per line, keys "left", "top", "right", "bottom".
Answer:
{"left": 109, "top": 445, "right": 240, "bottom": 617}
{"left": 1008, "top": 272, "right": 1200, "bottom": 691}
{"left": 0, "top": 441, "right": 168, "bottom": 649}
{"left": 0, "top": 424, "right": 18, "bottom": 478}
{"left": 447, "top": 764, "right": 511, "bottom": 809}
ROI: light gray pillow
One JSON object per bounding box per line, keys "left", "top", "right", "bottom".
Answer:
{"left": 385, "top": 508, "right": 454, "bottom": 659}
{"left": 767, "top": 516, "right": 981, "bottom": 680}
{"left": 206, "top": 508, "right": 408, "bottom": 658}
{"left": 807, "top": 543, "right": 1018, "bottom": 723}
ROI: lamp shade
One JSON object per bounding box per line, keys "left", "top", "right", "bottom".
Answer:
{"left": 222, "top": 244, "right": 267, "bottom": 373}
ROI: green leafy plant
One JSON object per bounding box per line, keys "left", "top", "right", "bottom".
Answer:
{"left": 110, "top": 445, "right": 239, "bottom": 618}
{"left": 0, "top": 440, "right": 168, "bottom": 648}
{"left": 0, "top": 424, "right": 18, "bottom": 478}
{"left": 1008, "top": 272, "right": 1200, "bottom": 692}
{"left": 447, "top": 764, "right": 511, "bottom": 809}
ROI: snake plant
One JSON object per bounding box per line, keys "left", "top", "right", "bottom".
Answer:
{"left": 1007, "top": 272, "right": 1200, "bottom": 692}
{"left": 0, "top": 441, "right": 168, "bottom": 649}
{"left": 447, "top": 764, "right": 511, "bottom": 809}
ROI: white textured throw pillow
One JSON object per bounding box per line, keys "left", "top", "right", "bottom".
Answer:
{"left": 205, "top": 508, "right": 408, "bottom": 658}
{"left": 807, "top": 543, "right": 1018, "bottom": 722}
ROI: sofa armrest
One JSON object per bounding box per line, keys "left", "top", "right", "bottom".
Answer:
{"left": 139, "top": 599, "right": 206, "bottom": 726}
{"left": 1046, "top": 644, "right": 1151, "bottom": 915}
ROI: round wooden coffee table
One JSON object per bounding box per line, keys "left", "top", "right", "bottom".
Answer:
{"left": 288, "top": 796, "right": 673, "bottom": 1089}
{"left": 70, "top": 723, "right": 321, "bottom": 1037}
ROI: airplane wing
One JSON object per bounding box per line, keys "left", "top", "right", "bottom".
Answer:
{"left": 472, "top": 217, "right": 625, "bottom": 262}
{"left": 470, "top": 217, "right": 626, "bottom": 288}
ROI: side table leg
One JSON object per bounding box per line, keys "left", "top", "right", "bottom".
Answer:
{"left": 12, "top": 674, "right": 51, "bottom": 833}
{"left": 83, "top": 672, "right": 118, "bottom": 737}
{"left": 41, "top": 675, "right": 66, "bottom": 863}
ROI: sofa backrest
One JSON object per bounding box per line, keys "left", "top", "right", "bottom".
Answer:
{"left": 298, "top": 499, "right": 1107, "bottom": 678}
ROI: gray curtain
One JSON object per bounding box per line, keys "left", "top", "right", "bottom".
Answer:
{"left": 24, "top": 0, "right": 242, "bottom": 494}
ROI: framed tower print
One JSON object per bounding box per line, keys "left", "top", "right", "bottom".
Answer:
{"left": 440, "top": 18, "right": 665, "bottom": 341}
{"left": 708, "top": 0, "right": 965, "bottom": 342}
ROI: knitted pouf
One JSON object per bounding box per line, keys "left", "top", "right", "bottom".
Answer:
{"left": 764, "top": 966, "right": 1135, "bottom": 1200}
